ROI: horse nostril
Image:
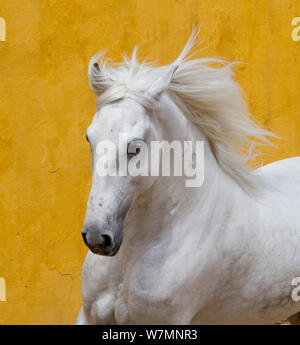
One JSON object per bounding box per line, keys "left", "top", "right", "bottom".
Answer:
{"left": 81, "top": 229, "right": 114, "bottom": 254}
{"left": 102, "top": 234, "right": 112, "bottom": 248}
{"left": 82, "top": 232, "right": 88, "bottom": 246}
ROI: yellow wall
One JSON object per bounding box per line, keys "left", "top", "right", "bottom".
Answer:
{"left": 0, "top": 0, "right": 300, "bottom": 324}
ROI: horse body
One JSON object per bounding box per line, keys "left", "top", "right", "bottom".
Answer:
{"left": 76, "top": 33, "right": 300, "bottom": 324}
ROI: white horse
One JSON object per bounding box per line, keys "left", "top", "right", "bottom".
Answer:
{"left": 76, "top": 32, "right": 300, "bottom": 325}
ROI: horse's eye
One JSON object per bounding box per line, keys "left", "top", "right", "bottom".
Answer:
{"left": 127, "top": 140, "right": 142, "bottom": 159}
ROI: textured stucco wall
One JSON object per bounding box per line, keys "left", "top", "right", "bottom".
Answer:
{"left": 0, "top": 0, "right": 300, "bottom": 324}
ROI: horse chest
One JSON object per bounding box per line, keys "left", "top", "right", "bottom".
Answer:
{"left": 113, "top": 261, "right": 199, "bottom": 324}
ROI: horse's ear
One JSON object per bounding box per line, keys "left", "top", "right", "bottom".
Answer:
{"left": 147, "top": 64, "right": 179, "bottom": 101}
{"left": 88, "top": 54, "right": 107, "bottom": 95}
{"left": 93, "top": 62, "right": 100, "bottom": 71}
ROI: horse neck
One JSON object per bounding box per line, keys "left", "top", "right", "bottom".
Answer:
{"left": 126, "top": 93, "right": 247, "bottom": 237}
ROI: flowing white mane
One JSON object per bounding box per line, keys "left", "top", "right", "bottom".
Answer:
{"left": 88, "top": 31, "right": 273, "bottom": 194}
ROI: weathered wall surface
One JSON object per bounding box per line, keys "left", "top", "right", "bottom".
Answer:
{"left": 0, "top": 0, "right": 299, "bottom": 324}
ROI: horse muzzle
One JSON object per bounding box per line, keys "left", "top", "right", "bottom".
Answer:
{"left": 81, "top": 220, "right": 124, "bottom": 256}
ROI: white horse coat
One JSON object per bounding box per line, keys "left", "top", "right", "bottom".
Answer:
{"left": 76, "top": 33, "right": 300, "bottom": 325}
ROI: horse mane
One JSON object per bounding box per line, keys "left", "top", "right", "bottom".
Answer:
{"left": 88, "top": 31, "right": 273, "bottom": 194}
